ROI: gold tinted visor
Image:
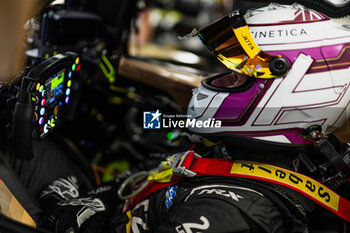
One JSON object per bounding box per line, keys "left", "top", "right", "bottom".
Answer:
{"left": 198, "top": 11, "right": 289, "bottom": 79}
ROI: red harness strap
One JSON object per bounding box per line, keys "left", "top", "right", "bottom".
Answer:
{"left": 123, "top": 152, "right": 350, "bottom": 222}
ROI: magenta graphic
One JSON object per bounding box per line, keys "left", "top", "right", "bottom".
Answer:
{"left": 214, "top": 79, "right": 267, "bottom": 122}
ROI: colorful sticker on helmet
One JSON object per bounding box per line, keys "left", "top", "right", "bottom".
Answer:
{"left": 233, "top": 26, "right": 261, "bottom": 58}
{"left": 165, "top": 185, "right": 177, "bottom": 209}
{"left": 230, "top": 161, "right": 340, "bottom": 211}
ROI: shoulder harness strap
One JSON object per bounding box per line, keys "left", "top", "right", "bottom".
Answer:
{"left": 119, "top": 151, "right": 350, "bottom": 223}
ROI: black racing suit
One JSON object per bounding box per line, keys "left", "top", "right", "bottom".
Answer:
{"left": 32, "top": 143, "right": 348, "bottom": 233}
{"left": 1, "top": 137, "right": 347, "bottom": 233}
{"left": 107, "top": 143, "right": 348, "bottom": 233}
{"left": 109, "top": 176, "right": 346, "bottom": 233}
{"left": 111, "top": 177, "right": 288, "bottom": 233}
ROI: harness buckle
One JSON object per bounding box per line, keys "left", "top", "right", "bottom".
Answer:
{"left": 173, "top": 151, "right": 201, "bottom": 177}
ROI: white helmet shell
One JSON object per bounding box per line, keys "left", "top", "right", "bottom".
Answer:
{"left": 188, "top": 3, "right": 350, "bottom": 145}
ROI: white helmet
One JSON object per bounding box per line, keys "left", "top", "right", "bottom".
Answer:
{"left": 188, "top": 3, "right": 350, "bottom": 147}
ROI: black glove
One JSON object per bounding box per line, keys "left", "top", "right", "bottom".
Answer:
{"left": 39, "top": 176, "right": 82, "bottom": 208}
{"left": 40, "top": 178, "right": 120, "bottom": 233}
{"left": 43, "top": 196, "right": 111, "bottom": 233}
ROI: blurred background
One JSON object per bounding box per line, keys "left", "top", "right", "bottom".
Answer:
{"left": 1, "top": 0, "right": 350, "bottom": 184}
